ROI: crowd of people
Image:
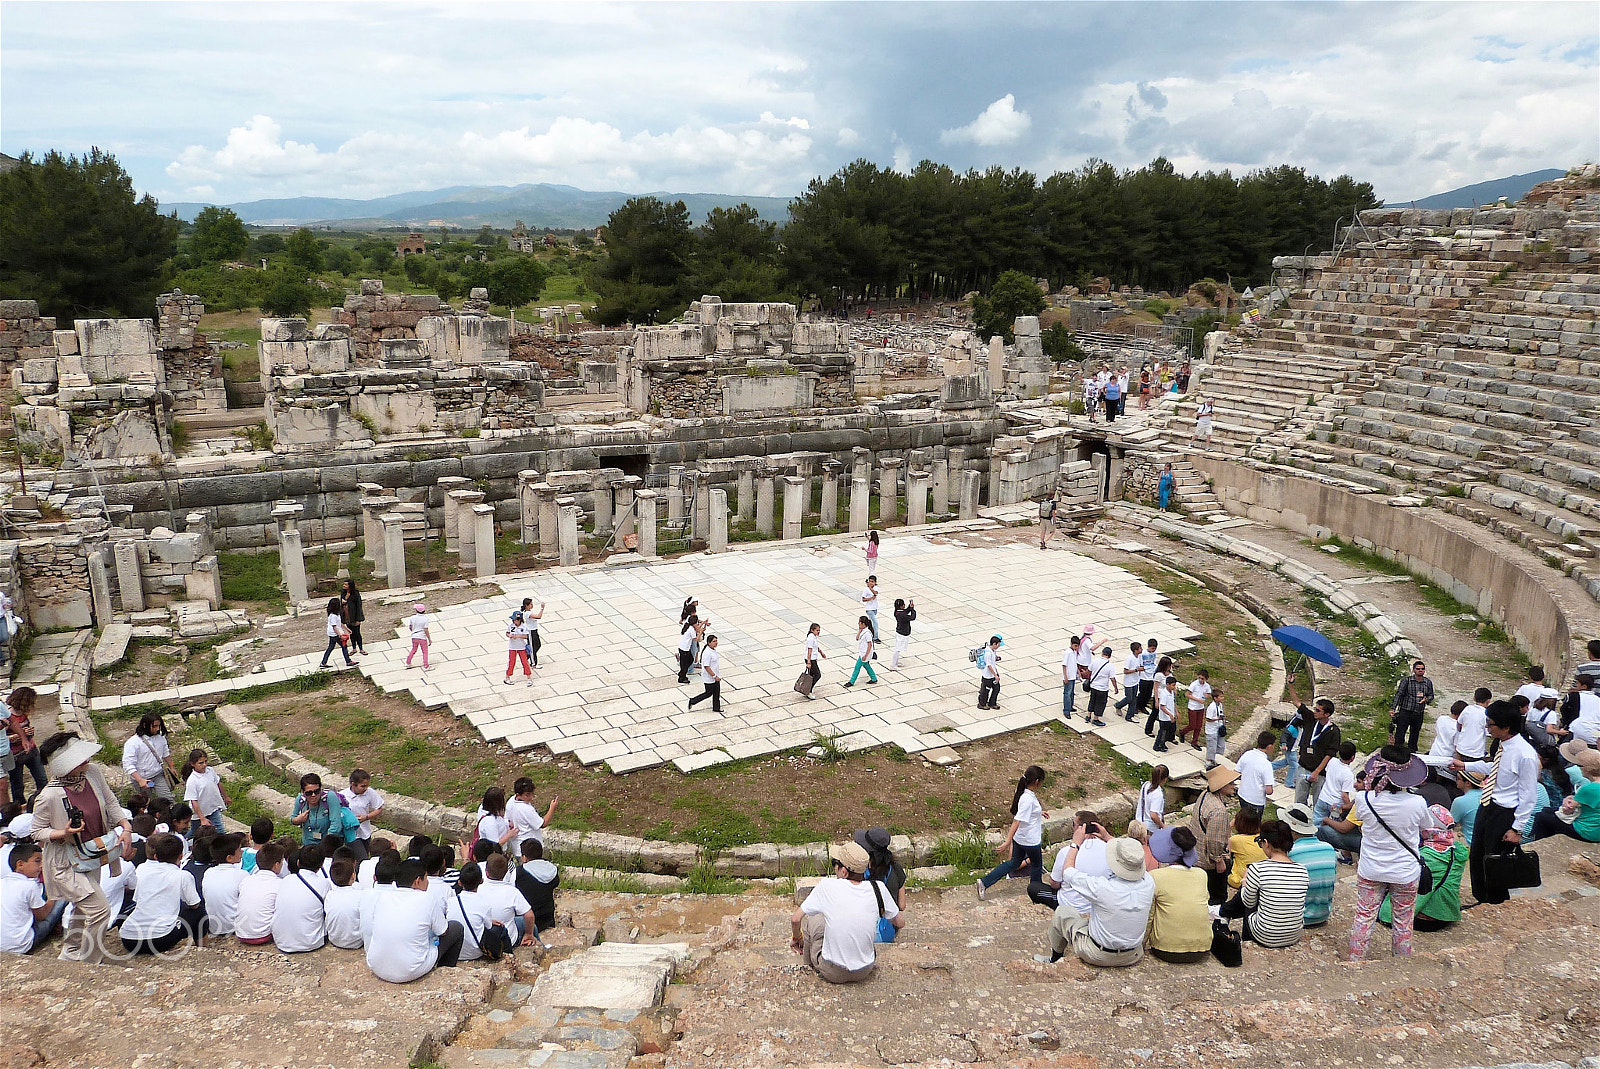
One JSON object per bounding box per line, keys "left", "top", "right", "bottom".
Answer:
{"left": 2, "top": 725, "right": 562, "bottom": 981}
{"left": 1079, "top": 360, "right": 1191, "bottom": 425}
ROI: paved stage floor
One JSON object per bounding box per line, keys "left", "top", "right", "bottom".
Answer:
{"left": 356, "top": 534, "right": 1202, "bottom": 775}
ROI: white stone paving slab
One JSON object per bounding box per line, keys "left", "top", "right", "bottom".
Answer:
{"left": 337, "top": 534, "right": 1200, "bottom": 775}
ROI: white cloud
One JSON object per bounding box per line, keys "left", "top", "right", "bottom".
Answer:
{"left": 940, "top": 94, "right": 1032, "bottom": 146}
{"left": 892, "top": 141, "right": 912, "bottom": 173}
{"left": 167, "top": 115, "right": 329, "bottom": 185}
{"left": 759, "top": 112, "right": 811, "bottom": 130}
{"left": 836, "top": 127, "right": 861, "bottom": 148}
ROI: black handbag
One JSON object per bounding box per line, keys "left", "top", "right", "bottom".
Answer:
{"left": 1484, "top": 845, "right": 1541, "bottom": 890}
{"left": 1210, "top": 920, "right": 1242, "bottom": 968}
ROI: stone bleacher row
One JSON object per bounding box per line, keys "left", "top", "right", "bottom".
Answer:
{"left": 1155, "top": 180, "right": 1600, "bottom": 581}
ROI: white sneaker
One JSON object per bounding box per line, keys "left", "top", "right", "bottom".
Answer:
{"left": 975, "top": 879, "right": 986, "bottom": 901}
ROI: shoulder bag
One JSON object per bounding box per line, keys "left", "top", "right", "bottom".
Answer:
{"left": 1210, "top": 920, "right": 1242, "bottom": 967}
{"left": 869, "top": 876, "right": 897, "bottom": 944}
{"left": 455, "top": 893, "right": 500, "bottom": 960}
{"left": 1362, "top": 792, "right": 1434, "bottom": 896}
{"left": 141, "top": 735, "right": 183, "bottom": 793}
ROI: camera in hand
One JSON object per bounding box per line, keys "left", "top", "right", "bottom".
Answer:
{"left": 63, "top": 800, "right": 86, "bottom": 835}
{"left": 1084, "top": 822, "right": 1101, "bottom": 835}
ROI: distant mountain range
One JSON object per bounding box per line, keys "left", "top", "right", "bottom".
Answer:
{"left": 162, "top": 183, "right": 795, "bottom": 229}
{"left": 1403, "top": 168, "right": 1565, "bottom": 210}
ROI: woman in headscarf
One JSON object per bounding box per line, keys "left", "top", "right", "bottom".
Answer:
{"left": 1346, "top": 746, "right": 1439, "bottom": 961}
{"left": 1380, "top": 804, "right": 1468, "bottom": 931}
{"left": 30, "top": 732, "right": 134, "bottom": 963}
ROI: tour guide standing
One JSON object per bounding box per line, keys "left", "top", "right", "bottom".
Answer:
{"left": 1390, "top": 660, "right": 1435, "bottom": 753}
{"left": 1452, "top": 701, "right": 1542, "bottom": 906}
{"left": 792, "top": 840, "right": 901, "bottom": 983}
{"left": 687, "top": 634, "right": 723, "bottom": 713}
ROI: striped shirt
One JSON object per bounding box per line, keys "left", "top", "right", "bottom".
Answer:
{"left": 1239, "top": 859, "right": 1309, "bottom": 948}
{"left": 1288, "top": 837, "right": 1337, "bottom": 927}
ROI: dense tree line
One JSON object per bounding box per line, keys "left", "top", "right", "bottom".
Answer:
{"left": 590, "top": 156, "right": 1379, "bottom": 323}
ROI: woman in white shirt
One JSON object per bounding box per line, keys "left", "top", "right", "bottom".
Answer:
{"left": 801, "top": 623, "right": 826, "bottom": 699}
{"left": 976, "top": 765, "right": 1047, "bottom": 899}
{"left": 180, "top": 749, "right": 231, "bottom": 836}
{"left": 475, "top": 787, "right": 517, "bottom": 851}
{"left": 1135, "top": 765, "right": 1168, "bottom": 832}
{"left": 676, "top": 615, "right": 698, "bottom": 684}
{"left": 122, "top": 713, "right": 177, "bottom": 801}
{"left": 319, "top": 597, "right": 355, "bottom": 669}
{"left": 1347, "top": 748, "right": 1439, "bottom": 961}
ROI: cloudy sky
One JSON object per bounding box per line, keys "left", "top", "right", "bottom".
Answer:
{"left": 3, "top": 1, "right": 1596, "bottom": 206}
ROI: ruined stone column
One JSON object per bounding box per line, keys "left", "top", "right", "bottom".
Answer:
{"left": 473, "top": 504, "right": 497, "bottom": 578}
{"left": 930, "top": 458, "right": 950, "bottom": 516}
{"left": 959, "top": 471, "right": 982, "bottom": 520}
{"left": 271, "top": 503, "right": 303, "bottom": 543}
{"left": 87, "top": 552, "right": 112, "bottom": 626}
{"left": 449, "top": 490, "right": 485, "bottom": 566}
{"left": 1089, "top": 454, "right": 1109, "bottom": 503}
{"left": 906, "top": 470, "right": 931, "bottom": 526}
{"left": 878, "top": 458, "right": 903, "bottom": 524}
{"left": 849, "top": 476, "right": 870, "bottom": 533}
{"left": 988, "top": 455, "right": 1002, "bottom": 510}
{"left": 795, "top": 456, "right": 819, "bottom": 515}
{"left": 988, "top": 335, "right": 1005, "bottom": 396}
{"left": 279, "top": 527, "right": 309, "bottom": 604}
{"left": 755, "top": 472, "right": 777, "bottom": 536}
{"left": 536, "top": 485, "right": 560, "bottom": 560}
{"left": 593, "top": 486, "right": 615, "bottom": 538}
{"left": 736, "top": 469, "right": 756, "bottom": 524}
{"left": 438, "top": 476, "right": 473, "bottom": 552}
{"left": 636, "top": 489, "right": 658, "bottom": 557}
{"left": 615, "top": 476, "right": 641, "bottom": 538}
{"left": 819, "top": 463, "right": 841, "bottom": 531}
{"left": 693, "top": 478, "right": 711, "bottom": 542}
{"left": 999, "top": 452, "right": 1027, "bottom": 506}
{"left": 709, "top": 489, "right": 729, "bottom": 553}
{"left": 114, "top": 541, "right": 144, "bottom": 613}
{"left": 852, "top": 446, "right": 872, "bottom": 487}
{"left": 558, "top": 505, "right": 581, "bottom": 567}
{"left": 667, "top": 465, "right": 686, "bottom": 525}
{"left": 782, "top": 476, "right": 805, "bottom": 540}
{"left": 380, "top": 513, "right": 408, "bottom": 590}
{"left": 1106, "top": 448, "right": 1124, "bottom": 503}
{"left": 517, "top": 470, "right": 543, "bottom": 545}
{"left": 360, "top": 493, "right": 394, "bottom": 579}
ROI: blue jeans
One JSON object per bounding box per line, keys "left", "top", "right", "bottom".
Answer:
{"left": 1272, "top": 751, "right": 1300, "bottom": 790}
{"left": 26, "top": 899, "right": 67, "bottom": 953}
{"left": 1062, "top": 680, "right": 1076, "bottom": 715}
{"left": 204, "top": 809, "right": 225, "bottom": 835}
{"left": 864, "top": 610, "right": 879, "bottom": 641}
{"left": 1312, "top": 798, "right": 1333, "bottom": 828}
{"left": 981, "top": 841, "right": 1043, "bottom": 889}
{"left": 1317, "top": 824, "right": 1362, "bottom": 853}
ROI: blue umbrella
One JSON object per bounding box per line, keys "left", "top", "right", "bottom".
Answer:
{"left": 1271, "top": 625, "right": 1344, "bottom": 667}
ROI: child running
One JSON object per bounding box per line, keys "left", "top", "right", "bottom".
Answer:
{"left": 977, "top": 765, "right": 1047, "bottom": 899}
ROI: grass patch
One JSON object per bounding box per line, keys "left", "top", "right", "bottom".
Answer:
{"left": 930, "top": 830, "right": 990, "bottom": 870}
{"left": 219, "top": 551, "right": 285, "bottom": 610}
{"left": 1308, "top": 537, "right": 1410, "bottom": 576}
{"left": 1094, "top": 738, "right": 1150, "bottom": 787}
{"left": 681, "top": 859, "right": 746, "bottom": 895}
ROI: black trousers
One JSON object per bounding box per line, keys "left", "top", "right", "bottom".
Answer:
{"left": 436, "top": 920, "right": 465, "bottom": 968}
{"left": 1087, "top": 689, "right": 1109, "bottom": 720}
{"left": 978, "top": 677, "right": 999, "bottom": 708}
{"left": 1391, "top": 710, "right": 1424, "bottom": 752}
{"left": 349, "top": 623, "right": 364, "bottom": 652}
{"left": 1136, "top": 679, "right": 1156, "bottom": 717}
{"left": 807, "top": 661, "right": 821, "bottom": 684}
{"left": 528, "top": 631, "right": 541, "bottom": 667}
{"left": 1206, "top": 867, "right": 1229, "bottom": 905}
{"left": 1026, "top": 879, "right": 1058, "bottom": 910}
{"left": 1531, "top": 810, "right": 1594, "bottom": 842}
{"left": 677, "top": 649, "right": 694, "bottom": 683}
{"left": 688, "top": 680, "right": 722, "bottom": 712}
{"left": 1469, "top": 802, "right": 1520, "bottom": 904}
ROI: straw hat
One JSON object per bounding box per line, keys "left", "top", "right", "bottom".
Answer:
{"left": 829, "top": 841, "right": 871, "bottom": 874}
{"left": 1106, "top": 837, "right": 1147, "bottom": 882}
{"left": 46, "top": 736, "right": 102, "bottom": 779}
{"left": 1205, "top": 764, "right": 1240, "bottom": 792}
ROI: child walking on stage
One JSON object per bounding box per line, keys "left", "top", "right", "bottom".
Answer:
{"left": 405, "top": 603, "right": 431, "bottom": 669}
{"left": 514, "top": 598, "right": 545, "bottom": 668}
{"left": 505, "top": 612, "right": 533, "bottom": 685}
{"left": 977, "top": 765, "right": 1048, "bottom": 899}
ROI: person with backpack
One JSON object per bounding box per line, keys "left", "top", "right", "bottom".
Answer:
{"left": 976, "top": 635, "right": 1003, "bottom": 710}
{"left": 1039, "top": 492, "right": 1059, "bottom": 550}
{"left": 290, "top": 773, "right": 349, "bottom": 847}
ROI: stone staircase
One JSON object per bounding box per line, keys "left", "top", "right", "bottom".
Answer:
{"left": 1168, "top": 459, "right": 1226, "bottom": 522}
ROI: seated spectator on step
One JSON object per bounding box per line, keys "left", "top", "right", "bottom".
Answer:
{"left": 120, "top": 833, "right": 204, "bottom": 956}
{"left": 856, "top": 827, "right": 907, "bottom": 912}
{"left": 1043, "top": 835, "right": 1153, "bottom": 968}
{"left": 235, "top": 841, "right": 286, "bottom": 945}
{"left": 1227, "top": 809, "right": 1266, "bottom": 890}
{"left": 1531, "top": 740, "right": 1600, "bottom": 844}
{"left": 323, "top": 857, "right": 367, "bottom": 950}
{"left": 1124, "top": 820, "right": 1159, "bottom": 872}
{"left": 1, "top": 843, "right": 66, "bottom": 955}
{"left": 514, "top": 839, "right": 559, "bottom": 933}
{"left": 1149, "top": 825, "right": 1200, "bottom": 869}
{"left": 1280, "top": 804, "right": 1336, "bottom": 929}
{"left": 1144, "top": 835, "right": 1211, "bottom": 963}
{"left": 1225, "top": 820, "right": 1309, "bottom": 948}
{"left": 1029, "top": 811, "right": 1112, "bottom": 911}
{"left": 1450, "top": 769, "right": 1485, "bottom": 847}
{"left": 241, "top": 817, "right": 274, "bottom": 874}
{"left": 791, "top": 841, "right": 901, "bottom": 984}
{"left": 1318, "top": 770, "right": 1368, "bottom": 864}
{"left": 422, "top": 843, "right": 458, "bottom": 908}
{"left": 366, "top": 858, "right": 464, "bottom": 984}
{"left": 201, "top": 833, "right": 248, "bottom": 938}
{"left": 1380, "top": 805, "right": 1467, "bottom": 931}
{"left": 273, "top": 844, "right": 332, "bottom": 953}
{"left": 357, "top": 837, "right": 394, "bottom": 889}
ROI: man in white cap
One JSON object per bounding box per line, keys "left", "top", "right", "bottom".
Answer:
{"left": 791, "top": 840, "right": 901, "bottom": 983}
{"left": 29, "top": 732, "right": 134, "bottom": 963}
{"left": 1040, "top": 830, "right": 1153, "bottom": 968}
